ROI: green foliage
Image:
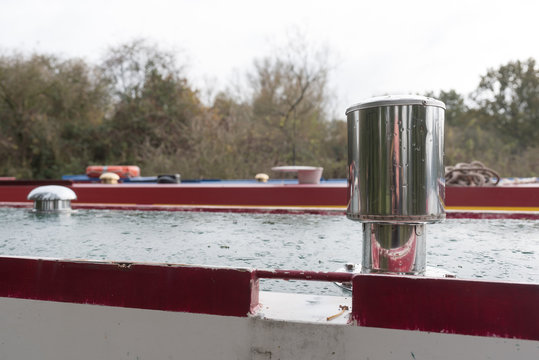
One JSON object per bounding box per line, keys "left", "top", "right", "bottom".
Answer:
{"left": 0, "top": 53, "right": 110, "bottom": 178}
{"left": 430, "top": 59, "right": 538, "bottom": 177}
{"left": 0, "top": 42, "right": 536, "bottom": 179}
{"left": 472, "top": 58, "right": 538, "bottom": 151}
{"left": 426, "top": 89, "right": 468, "bottom": 127}
{"left": 99, "top": 40, "right": 202, "bottom": 166}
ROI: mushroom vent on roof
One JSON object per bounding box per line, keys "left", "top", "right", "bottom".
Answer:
{"left": 27, "top": 185, "right": 77, "bottom": 211}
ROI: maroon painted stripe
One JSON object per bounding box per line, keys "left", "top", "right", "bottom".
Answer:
{"left": 446, "top": 186, "right": 539, "bottom": 207}
{"left": 0, "top": 183, "right": 538, "bottom": 210}
{"left": 352, "top": 274, "right": 539, "bottom": 341}
{"left": 0, "top": 183, "right": 347, "bottom": 207}
{"left": 71, "top": 184, "right": 347, "bottom": 207}
{"left": 0, "top": 257, "right": 258, "bottom": 317}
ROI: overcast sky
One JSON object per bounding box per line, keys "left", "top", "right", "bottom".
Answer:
{"left": 1, "top": 0, "right": 537, "bottom": 116}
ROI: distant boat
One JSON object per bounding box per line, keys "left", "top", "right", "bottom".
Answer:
{"left": 0, "top": 176, "right": 537, "bottom": 219}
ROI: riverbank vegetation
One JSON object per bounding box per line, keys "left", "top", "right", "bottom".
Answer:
{"left": 0, "top": 39, "right": 536, "bottom": 179}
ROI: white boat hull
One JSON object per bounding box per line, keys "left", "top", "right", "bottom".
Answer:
{"left": 1, "top": 295, "right": 537, "bottom": 359}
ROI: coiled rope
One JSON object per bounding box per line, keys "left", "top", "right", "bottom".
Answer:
{"left": 445, "top": 161, "right": 500, "bottom": 186}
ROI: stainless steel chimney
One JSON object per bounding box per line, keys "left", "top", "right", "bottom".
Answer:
{"left": 346, "top": 95, "right": 445, "bottom": 275}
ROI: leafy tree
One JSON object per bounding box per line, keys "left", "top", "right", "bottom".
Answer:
{"left": 318, "top": 119, "right": 347, "bottom": 178}
{"left": 472, "top": 58, "right": 538, "bottom": 151}
{"left": 0, "top": 53, "right": 109, "bottom": 178}
{"left": 427, "top": 60, "right": 538, "bottom": 178}
{"left": 100, "top": 40, "right": 202, "bottom": 168}
{"left": 248, "top": 34, "right": 332, "bottom": 167}
{"left": 426, "top": 89, "right": 468, "bottom": 127}
{"left": 1, "top": 43, "right": 534, "bottom": 180}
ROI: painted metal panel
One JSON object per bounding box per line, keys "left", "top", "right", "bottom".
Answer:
{"left": 0, "top": 256, "right": 258, "bottom": 317}
{"left": 352, "top": 274, "right": 539, "bottom": 341}
{"left": 445, "top": 185, "right": 539, "bottom": 208}
{"left": 0, "top": 182, "right": 537, "bottom": 207}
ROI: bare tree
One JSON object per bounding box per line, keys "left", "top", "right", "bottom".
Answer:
{"left": 248, "top": 32, "right": 333, "bottom": 165}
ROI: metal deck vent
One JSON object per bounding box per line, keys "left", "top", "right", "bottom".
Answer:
{"left": 27, "top": 185, "right": 77, "bottom": 212}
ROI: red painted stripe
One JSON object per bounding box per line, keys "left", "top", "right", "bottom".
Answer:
{"left": 351, "top": 274, "right": 539, "bottom": 341}
{"left": 0, "top": 257, "right": 258, "bottom": 317}
{"left": 81, "top": 184, "right": 345, "bottom": 207}
{"left": 446, "top": 186, "right": 539, "bottom": 208}
{"left": 0, "top": 183, "right": 347, "bottom": 207}
{"left": 1, "top": 183, "right": 538, "bottom": 210}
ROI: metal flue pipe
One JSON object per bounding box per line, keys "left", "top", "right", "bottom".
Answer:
{"left": 346, "top": 95, "right": 445, "bottom": 275}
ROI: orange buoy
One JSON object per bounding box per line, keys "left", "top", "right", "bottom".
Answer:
{"left": 86, "top": 165, "right": 140, "bottom": 178}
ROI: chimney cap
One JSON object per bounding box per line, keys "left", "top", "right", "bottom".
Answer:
{"left": 27, "top": 185, "right": 77, "bottom": 201}
{"left": 346, "top": 95, "right": 445, "bottom": 115}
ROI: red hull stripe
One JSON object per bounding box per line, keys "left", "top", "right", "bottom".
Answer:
{"left": 75, "top": 184, "right": 346, "bottom": 207}
{"left": 445, "top": 186, "right": 539, "bottom": 208}
{"left": 352, "top": 274, "right": 539, "bottom": 341}
{"left": 0, "top": 183, "right": 537, "bottom": 208}
{"left": 0, "top": 257, "right": 259, "bottom": 317}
